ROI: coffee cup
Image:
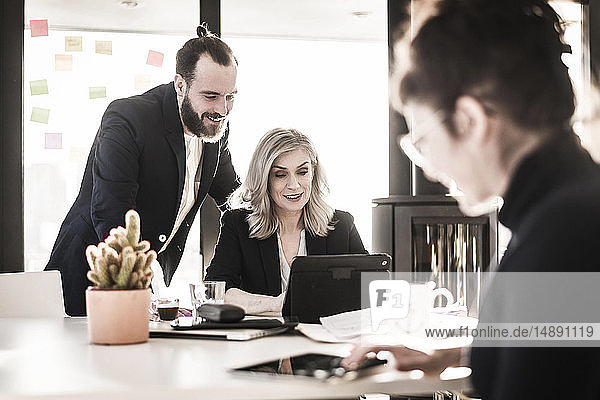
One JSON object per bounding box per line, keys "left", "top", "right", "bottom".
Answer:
{"left": 155, "top": 297, "right": 179, "bottom": 321}
{"left": 398, "top": 282, "right": 454, "bottom": 334}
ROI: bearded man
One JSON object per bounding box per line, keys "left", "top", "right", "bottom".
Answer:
{"left": 46, "top": 25, "right": 241, "bottom": 316}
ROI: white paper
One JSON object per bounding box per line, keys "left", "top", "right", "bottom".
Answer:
{"left": 319, "top": 308, "right": 373, "bottom": 339}
{"left": 315, "top": 308, "right": 478, "bottom": 350}
{"left": 296, "top": 323, "right": 354, "bottom": 343}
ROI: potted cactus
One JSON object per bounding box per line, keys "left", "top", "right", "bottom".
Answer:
{"left": 85, "top": 209, "right": 156, "bottom": 344}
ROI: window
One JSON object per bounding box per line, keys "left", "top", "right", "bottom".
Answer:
{"left": 23, "top": 1, "right": 389, "bottom": 304}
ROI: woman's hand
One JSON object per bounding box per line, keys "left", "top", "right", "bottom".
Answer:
{"left": 271, "top": 291, "right": 286, "bottom": 312}
{"left": 224, "top": 288, "right": 285, "bottom": 314}
{"left": 341, "top": 345, "right": 462, "bottom": 375}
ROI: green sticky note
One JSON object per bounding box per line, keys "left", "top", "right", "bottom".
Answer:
{"left": 89, "top": 86, "right": 106, "bottom": 99}
{"left": 31, "top": 107, "right": 50, "bottom": 124}
{"left": 95, "top": 41, "right": 112, "bottom": 55}
{"left": 30, "top": 79, "right": 49, "bottom": 95}
{"left": 65, "top": 36, "right": 82, "bottom": 52}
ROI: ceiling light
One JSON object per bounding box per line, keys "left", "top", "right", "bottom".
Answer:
{"left": 351, "top": 11, "right": 372, "bottom": 18}
{"left": 118, "top": 0, "right": 144, "bottom": 9}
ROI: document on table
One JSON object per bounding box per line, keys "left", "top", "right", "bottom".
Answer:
{"left": 319, "top": 308, "right": 373, "bottom": 339}
{"left": 298, "top": 308, "right": 478, "bottom": 350}
{"left": 295, "top": 323, "right": 353, "bottom": 343}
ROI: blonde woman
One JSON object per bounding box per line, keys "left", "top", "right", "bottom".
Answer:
{"left": 205, "top": 128, "right": 366, "bottom": 314}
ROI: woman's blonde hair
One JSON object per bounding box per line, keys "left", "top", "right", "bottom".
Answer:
{"left": 229, "top": 128, "right": 335, "bottom": 239}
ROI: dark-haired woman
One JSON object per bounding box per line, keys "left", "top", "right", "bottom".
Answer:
{"left": 343, "top": 1, "right": 600, "bottom": 399}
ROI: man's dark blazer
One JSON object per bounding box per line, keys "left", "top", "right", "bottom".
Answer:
{"left": 205, "top": 208, "right": 367, "bottom": 297}
{"left": 45, "top": 83, "right": 240, "bottom": 316}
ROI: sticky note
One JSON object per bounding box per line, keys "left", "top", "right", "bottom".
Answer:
{"left": 30, "top": 19, "right": 48, "bottom": 37}
{"left": 134, "top": 74, "right": 151, "bottom": 91}
{"left": 89, "top": 86, "right": 106, "bottom": 99}
{"left": 44, "top": 133, "right": 62, "bottom": 149}
{"left": 55, "top": 54, "right": 73, "bottom": 71}
{"left": 65, "top": 36, "right": 82, "bottom": 52}
{"left": 31, "top": 107, "right": 50, "bottom": 124}
{"left": 146, "top": 50, "right": 164, "bottom": 67}
{"left": 95, "top": 41, "right": 112, "bottom": 55}
{"left": 30, "top": 79, "right": 49, "bottom": 95}
{"left": 69, "top": 146, "right": 88, "bottom": 163}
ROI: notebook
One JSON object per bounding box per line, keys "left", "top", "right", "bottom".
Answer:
{"left": 149, "top": 317, "right": 297, "bottom": 341}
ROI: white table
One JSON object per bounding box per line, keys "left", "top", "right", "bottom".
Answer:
{"left": 0, "top": 318, "right": 470, "bottom": 399}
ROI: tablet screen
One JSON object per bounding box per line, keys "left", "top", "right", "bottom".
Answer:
{"left": 231, "top": 353, "right": 386, "bottom": 380}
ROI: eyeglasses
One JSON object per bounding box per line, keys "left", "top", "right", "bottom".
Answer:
{"left": 397, "top": 109, "right": 448, "bottom": 165}
{"left": 397, "top": 110, "right": 454, "bottom": 189}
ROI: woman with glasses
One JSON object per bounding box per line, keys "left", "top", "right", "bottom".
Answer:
{"left": 343, "top": 0, "right": 600, "bottom": 398}
{"left": 205, "top": 128, "right": 367, "bottom": 314}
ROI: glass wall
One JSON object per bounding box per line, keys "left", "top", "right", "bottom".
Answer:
{"left": 23, "top": 29, "right": 207, "bottom": 301}
{"left": 223, "top": 37, "right": 389, "bottom": 251}
{"left": 24, "top": 30, "right": 185, "bottom": 270}
{"left": 23, "top": 1, "right": 389, "bottom": 304}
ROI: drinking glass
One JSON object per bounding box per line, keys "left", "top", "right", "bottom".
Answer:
{"left": 189, "top": 281, "right": 225, "bottom": 321}
{"left": 156, "top": 297, "right": 179, "bottom": 321}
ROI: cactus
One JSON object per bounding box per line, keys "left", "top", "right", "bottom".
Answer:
{"left": 86, "top": 209, "right": 155, "bottom": 289}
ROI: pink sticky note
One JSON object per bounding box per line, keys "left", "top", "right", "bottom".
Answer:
{"left": 30, "top": 19, "right": 49, "bottom": 37}
{"left": 44, "top": 132, "right": 62, "bottom": 149}
{"left": 146, "top": 50, "right": 164, "bottom": 67}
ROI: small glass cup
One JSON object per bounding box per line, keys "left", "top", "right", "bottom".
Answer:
{"left": 156, "top": 297, "right": 179, "bottom": 321}
{"left": 189, "top": 281, "right": 225, "bottom": 321}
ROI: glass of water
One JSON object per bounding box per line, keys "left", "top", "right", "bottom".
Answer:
{"left": 189, "top": 281, "right": 225, "bottom": 321}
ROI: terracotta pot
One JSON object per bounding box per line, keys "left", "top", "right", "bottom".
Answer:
{"left": 86, "top": 287, "right": 151, "bottom": 345}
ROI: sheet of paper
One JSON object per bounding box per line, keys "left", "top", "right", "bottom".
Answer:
{"left": 55, "top": 54, "right": 72, "bottom": 71}
{"left": 89, "top": 86, "right": 106, "bottom": 99}
{"left": 30, "top": 19, "right": 48, "bottom": 37}
{"left": 44, "top": 133, "right": 62, "bottom": 149}
{"left": 65, "top": 36, "right": 82, "bottom": 52}
{"left": 296, "top": 323, "right": 355, "bottom": 343}
{"left": 31, "top": 107, "right": 50, "bottom": 124}
{"left": 95, "top": 40, "right": 112, "bottom": 55}
{"left": 319, "top": 308, "right": 478, "bottom": 351}
{"left": 320, "top": 308, "right": 373, "bottom": 339}
{"left": 146, "top": 50, "right": 164, "bottom": 67}
{"left": 30, "top": 79, "right": 49, "bottom": 95}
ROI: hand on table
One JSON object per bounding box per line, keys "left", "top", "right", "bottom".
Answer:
{"left": 341, "top": 345, "right": 462, "bottom": 375}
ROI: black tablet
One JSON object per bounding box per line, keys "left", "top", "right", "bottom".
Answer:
{"left": 282, "top": 253, "right": 391, "bottom": 323}
{"left": 230, "top": 352, "right": 387, "bottom": 381}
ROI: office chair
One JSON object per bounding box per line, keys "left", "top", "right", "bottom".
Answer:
{"left": 0, "top": 270, "right": 66, "bottom": 317}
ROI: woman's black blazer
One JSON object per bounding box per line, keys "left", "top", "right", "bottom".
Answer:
{"left": 205, "top": 208, "right": 367, "bottom": 297}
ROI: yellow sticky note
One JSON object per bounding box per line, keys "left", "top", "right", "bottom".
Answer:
{"left": 30, "top": 79, "right": 49, "bottom": 95}
{"left": 65, "top": 36, "right": 82, "bottom": 52}
{"left": 31, "top": 107, "right": 50, "bottom": 124}
{"left": 95, "top": 41, "right": 112, "bottom": 55}
{"left": 55, "top": 54, "right": 73, "bottom": 71}
{"left": 134, "top": 74, "right": 151, "bottom": 91}
{"left": 89, "top": 86, "right": 106, "bottom": 99}
{"left": 69, "top": 146, "right": 88, "bottom": 164}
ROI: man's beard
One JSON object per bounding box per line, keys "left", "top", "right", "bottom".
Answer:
{"left": 181, "top": 94, "right": 227, "bottom": 142}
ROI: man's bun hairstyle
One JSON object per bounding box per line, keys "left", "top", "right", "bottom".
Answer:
{"left": 196, "top": 23, "right": 212, "bottom": 38}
